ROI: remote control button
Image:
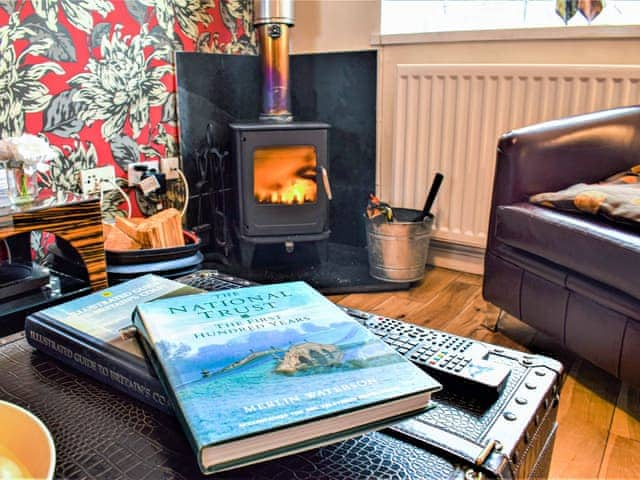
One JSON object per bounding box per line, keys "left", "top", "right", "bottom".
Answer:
{"left": 503, "top": 412, "right": 517, "bottom": 421}
{"left": 515, "top": 397, "right": 528, "bottom": 405}
{"left": 355, "top": 307, "right": 512, "bottom": 395}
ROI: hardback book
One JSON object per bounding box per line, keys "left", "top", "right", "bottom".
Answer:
{"left": 132, "top": 281, "right": 441, "bottom": 474}
{"left": 24, "top": 274, "right": 205, "bottom": 414}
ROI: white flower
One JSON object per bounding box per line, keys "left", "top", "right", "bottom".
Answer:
{"left": 8, "top": 134, "right": 56, "bottom": 174}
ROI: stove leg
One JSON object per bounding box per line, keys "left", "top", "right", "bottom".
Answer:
{"left": 239, "top": 241, "right": 255, "bottom": 267}
{"left": 316, "top": 239, "right": 329, "bottom": 262}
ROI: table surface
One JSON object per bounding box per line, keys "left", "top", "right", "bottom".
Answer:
{"left": 0, "top": 332, "right": 473, "bottom": 480}
{"left": 0, "top": 311, "right": 561, "bottom": 480}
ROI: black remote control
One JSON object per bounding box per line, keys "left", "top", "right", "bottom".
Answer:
{"left": 178, "top": 270, "right": 257, "bottom": 290}
{"left": 341, "top": 306, "right": 511, "bottom": 395}
{"left": 177, "top": 271, "right": 510, "bottom": 394}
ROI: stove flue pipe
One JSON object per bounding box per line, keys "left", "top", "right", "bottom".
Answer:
{"left": 253, "top": 0, "right": 294, "bottom": 122}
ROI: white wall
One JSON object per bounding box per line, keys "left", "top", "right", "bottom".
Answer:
{"left": 290, "top": 0, "right": 379, "bottom": 54}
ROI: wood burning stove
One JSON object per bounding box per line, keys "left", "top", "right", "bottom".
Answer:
{"left": 228, "top": 0, "right": 332, "bottom": 266}
{"left": 230, "top": 121, "right": 331, "bottom": 266}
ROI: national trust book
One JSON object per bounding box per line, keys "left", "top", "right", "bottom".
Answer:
{"left": 132, "top": 281, "right": 441, "bottom": 474}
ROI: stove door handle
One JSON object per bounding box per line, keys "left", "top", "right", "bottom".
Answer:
{"left": 320, "top": 167, "right": 333, "bottom": 200}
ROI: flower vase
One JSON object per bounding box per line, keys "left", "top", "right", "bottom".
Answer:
{"left": 7, "top": 162, "right": 38, "bottom": 205}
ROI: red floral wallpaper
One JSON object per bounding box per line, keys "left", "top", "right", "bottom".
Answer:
{"left": 0, "top": 0, "right": 255, "bottom": 259}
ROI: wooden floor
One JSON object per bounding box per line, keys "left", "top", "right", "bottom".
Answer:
{"left": 327, "top": 266, "right": 640, "bottom": 479}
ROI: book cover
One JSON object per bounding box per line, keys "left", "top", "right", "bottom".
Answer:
{"left": 133, "top": 281, "right": 440, "bottom": 474}
{"left": 24, "top": 274, "right": 206, "bottom": 413}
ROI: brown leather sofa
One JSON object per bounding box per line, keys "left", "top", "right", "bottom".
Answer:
{"left": 483, "top": 105, "right": 640, "bottom": 387}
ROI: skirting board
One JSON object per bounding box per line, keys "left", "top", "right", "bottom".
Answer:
{"left": 427, "top": 239, "right": 485, "bottom": 275}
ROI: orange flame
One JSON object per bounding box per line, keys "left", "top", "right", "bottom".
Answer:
{"left": 254, "top": 145, "right": 317, "bottom": 205}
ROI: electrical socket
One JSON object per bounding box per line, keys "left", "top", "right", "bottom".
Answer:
{"left": 80, "top": 166, "right": 116, "bottom": 195}
{"left": 160, "top": 157, "right": 180, "bottom": 180}
{"left": 127, "top": 160, "right": 159, "bottom": 187}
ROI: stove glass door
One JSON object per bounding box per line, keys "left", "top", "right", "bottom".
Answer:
{"left": 253, "top": 145, "right": 318, "bottom": 205}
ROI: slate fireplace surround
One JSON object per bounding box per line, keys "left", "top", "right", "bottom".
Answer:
{"left": 175, "top": 51, "right": 410, "bottom": 292}
{"left": 177, "top": 50, "right": 376, "bottom": 245}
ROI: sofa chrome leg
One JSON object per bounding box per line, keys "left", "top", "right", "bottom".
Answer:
{"left": 484, "top": 309, "right": 506, "bottom": 333}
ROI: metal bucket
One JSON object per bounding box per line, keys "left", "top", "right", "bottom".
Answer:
{"left": 365, "top": 208, "right": 433, "bottom": 283}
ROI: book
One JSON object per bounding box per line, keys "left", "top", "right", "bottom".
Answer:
{"left": 132, "top": 281, "right": 441, "bottom": 474}
{"left": 24, "top": 274, "right": 205, "bottom": 414}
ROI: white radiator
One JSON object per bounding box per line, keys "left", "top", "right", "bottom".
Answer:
{"left": 390, "top": 64, "right": 640, "bottom": 248}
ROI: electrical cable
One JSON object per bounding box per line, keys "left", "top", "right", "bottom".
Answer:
{"left": 174, "top": 167, "right": 190, "bottom": 218}
{"left": 2, "top": 239, "right": 11, "bottom": 263}
{"left": 101, "top": 178, "right": 132, "bottom": 219}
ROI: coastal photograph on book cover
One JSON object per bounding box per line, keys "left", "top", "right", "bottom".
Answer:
{"left": 133, "top": 281, "right": 440, "bottom": 471}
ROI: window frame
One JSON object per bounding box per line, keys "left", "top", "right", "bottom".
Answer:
{"left": 376, "top": 0, "right": 640, "bottom": 45}
{"left": 372, "top": 24, "right": 640, "bottom": 45}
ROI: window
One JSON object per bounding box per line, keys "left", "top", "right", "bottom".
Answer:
{"left": 380, "top": 0, "right": 640, "bottom": 36}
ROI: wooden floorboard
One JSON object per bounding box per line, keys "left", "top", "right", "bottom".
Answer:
{"left": 599, "top": 385, "right": 640, "bottom": 479}
{"left": 392, "top": 266, "right": 461, "bottom": 302}
{"left": 329, "top": 266, "right": 639, "bottom": 479}
{"left": 549, "top": 360, "right": 620, "bottom": 479}
{"left": 610, "top": 384, "right": 640, "bottom": 440}
{"left": 328, "top": 291, "right": 390, "bottom": 312}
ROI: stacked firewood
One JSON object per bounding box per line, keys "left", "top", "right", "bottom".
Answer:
{"left": 103, "top": 208, "right": 185, "bottom": 250}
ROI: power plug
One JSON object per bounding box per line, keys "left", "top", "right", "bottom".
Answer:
{"left": 139, "top": 171, "right": 167, "bottom": 196}
{"left": 127, "top": 161, "right": 159, "bottom": 186}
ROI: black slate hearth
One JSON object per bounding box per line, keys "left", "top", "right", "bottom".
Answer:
{"left": 203, "top": 242, "right": 411, "bottom": 295}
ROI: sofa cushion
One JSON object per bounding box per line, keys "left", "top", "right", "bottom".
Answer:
{"left": 529, "top": 164, "right": 640, "bottom": 227}
{"left": 495, "top": 203, "right": 640, "bottom": 301}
